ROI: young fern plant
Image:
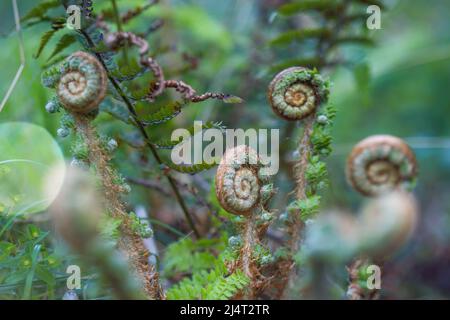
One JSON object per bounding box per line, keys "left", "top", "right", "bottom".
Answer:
{"left": 345, "top": 135, "right": 418, "bottom": 300}
{"left": 266, "top": 67, "right": 332, "bottom": 298}
{"left": 42, "top": 51, "right": 163, "bottom": 299}
{"left": 33, "top": 0, "right": 242, "bottom": 239}
{"left": 215, "top": 145, "right": 275, "bottom": 298}
{"left": 34, "top": 0, "right": 244, "bottom": 299}
{"left": 263, "top": 0, "right": 385, "bottom": 299}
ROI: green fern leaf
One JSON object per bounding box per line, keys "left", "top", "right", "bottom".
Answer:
{"left": 34, "top": 29, "right": 59, "bottom": 59}
{"left": 163, "top": 237, "right": 227, "bottom": 277}
{"left": 154, "top": 121, "right": 225, "bottom": 149}
{"left": 21, "top": 0, "right": 60, "bottom": 22}
{"left": 278, "top": 0, "right": 338, "bottom": 16}
{"left": 166, "top": 162, "right": 218, "bottom": 175}
{"left": 143, "top": 101, "right": 186, "bottom": 125}
{"left": 222, "top": 95, "right": 244, "bottom": 104}
{"left": 100, "top": 98, "right": 132, "bottom": 124}
{"left": 270, "top": 28, "right": 331, "bottom": 46}
{"left": 47, "top": 34, "right": 77, "bottom": 61}
{"left": 354, "top": 0, "right": 385, "bottom": 9}
{"left": 166, "top": 265, "right": 248, "bottom": 300}
{"left": 204, "top": 270, "right": 250, "bottom": 300}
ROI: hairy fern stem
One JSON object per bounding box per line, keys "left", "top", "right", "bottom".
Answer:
{"left": 74, "top": 115, "right": 164, "bottom": 299}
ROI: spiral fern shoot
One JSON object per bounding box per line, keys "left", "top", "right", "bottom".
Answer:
{"left": 215, "top": 145, "right": 272, "bottom": 216}
{"left": 57, "top": 51, "right": 107, "bottom": 114}
{"left": 267, "top": 67, "right": 329, "bottom": 121}
{"left": 215, "top": 145, "right": 274, "bottom": 298}
{"left": 43, "top": 51, "right": 108, "bottom": 114}
{"left": 346, "top": 135, "right": 417, "bottom": 196}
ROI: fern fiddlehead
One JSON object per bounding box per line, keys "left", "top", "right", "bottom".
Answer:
{"left": 268, "top": 67, "right": 329, "bottom": 121}
{"left": 43, "top": 52, "right": 163, "bottom": 299}
{"left": 263, "top": 0, "right": 390, "bottom": 299}
{"left": 215, "top": 145, "right": 274, "bottom": 298}
{"left": 216, "top": 146, "right": 265, "bottom": 216}
{"left": 267, "top": 67, "right": 329, "bottom": 298}
{"left": 345, "top": 135, "right": 418, "bottom": 300}
{"left": 56, "top": 51, "right": 107, "bottom": 114}
{"left": 346, "top": 135, "right": 417, "bottom": 196}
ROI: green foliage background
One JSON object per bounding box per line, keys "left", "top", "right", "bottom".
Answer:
{"left": 0, "top": 0, "right": 449, "bottom": 299}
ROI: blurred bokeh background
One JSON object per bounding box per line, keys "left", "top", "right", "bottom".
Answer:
{"left": 0, "top": 0, "right": 449, "bottom": 299}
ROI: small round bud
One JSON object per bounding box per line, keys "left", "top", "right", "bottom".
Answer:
{"left": 62, "top": 290, "right": 79, "bottom": 300}
{"left": 261, "top": 255, "right": 273, "bottom": 265}
{"left": 57, "top": 127, "right": 70, "bottom": 138}
{"left": 317, "top": 115, "right": 328, "bottom": 124}
{"left": 122, "top": 183, "right": 131, "bottom": 194}
{"left": 70, "top": 158, "right": 86, "bottom": 168}
{"left": 228, "top": 235, "right": 242, "bottom": 248}
{"left": 107, "top": 138, "right": 118, "bottom": 152}
{"left": 304, "top": 219, "right": 315, "bottom": 227}
{"left": 279, "top": 212, "right": 289, "bottom": 223}
{"left": 261, "top": 212, "right": 273, "bottom": 222}
{"left": 317, "top": 181, "right": 327, "bottom": 190}
{"left": 45, "top": 100, "right": 59, "bottom": 113}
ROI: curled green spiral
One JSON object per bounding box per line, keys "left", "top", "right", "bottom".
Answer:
{"left": 267, "top": 67, "right": 329, "bottom": 121}
{"left": 56, "top": 51, "right": 108, "bottom": 114}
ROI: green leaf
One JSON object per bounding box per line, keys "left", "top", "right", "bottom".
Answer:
{"left": 21, "top": 0, "right": 60, "bottom": 22}
{"left": 143, "top": 101, "right": 186, "bottom": 125}
{"left": 163, "top": 237, "right": 226, "bottom": 277}
{"left": 35, "top": 266, "right": 56, "bottom": 286}
{"left": 353, "top": 62, "right": 372, "bottom": 106}
{"left": 278, "top": 0, "right": 338, "bottom": 16}
{"left": 26, "top": 225, "right": 41, "bottom": 240}
{"left": 166, "top": 162, "right": 218, "bottom": 175}
{"left": 354, "top": 0, "right": 385, "bottom": 9}
{"left": 204, "top": 270, "right": 250, "bottom": 300}
{"left": 0, "top": 241, "right": 15, "bottom": 261}
{"left": 288, "top": 195, "right": 321, "bottom": 221}
{"left": 47, "top": 34, "right": 77, "bottom": 61}
{"left": 270, "top": 28, "right": 330, "bottom": 46}
{"left": 99, "top": 98, "right": 132, "bottom": 124}
{"left": 23, "top": 244, "right": 41, "bottom": 299}
{"left": 154, "top": 121, "right": 225, "bottom": 149}
{"left": 99, "top": 216, "right": 123, "bottom": 240}
{"left": 222, "top": 95, "right": 244, "bottom": 104}
{"left": 34, "top": 29, "right": 59, "bottom": 59}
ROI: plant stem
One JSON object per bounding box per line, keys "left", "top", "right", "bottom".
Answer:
{"left": 276, "top": 115, "right": 315, "bottom": 298}
{"left": 78, "top": 30, "right": 201, "bottom": 238}
{"left": 241, "top": 212, "right": 258, "bottom": 299}
{"left": 110, "top": 0, "right": 128, "bottom": 63}
{"left": 74, "top": 115, "right": 164, "bottom": 299}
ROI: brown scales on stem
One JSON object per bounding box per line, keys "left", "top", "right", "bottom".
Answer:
{"left": 74, "top": 115, "right": 164, "bottom": 299}
{"left": 270, "top": 115, "right": 315, "bottom": 298}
